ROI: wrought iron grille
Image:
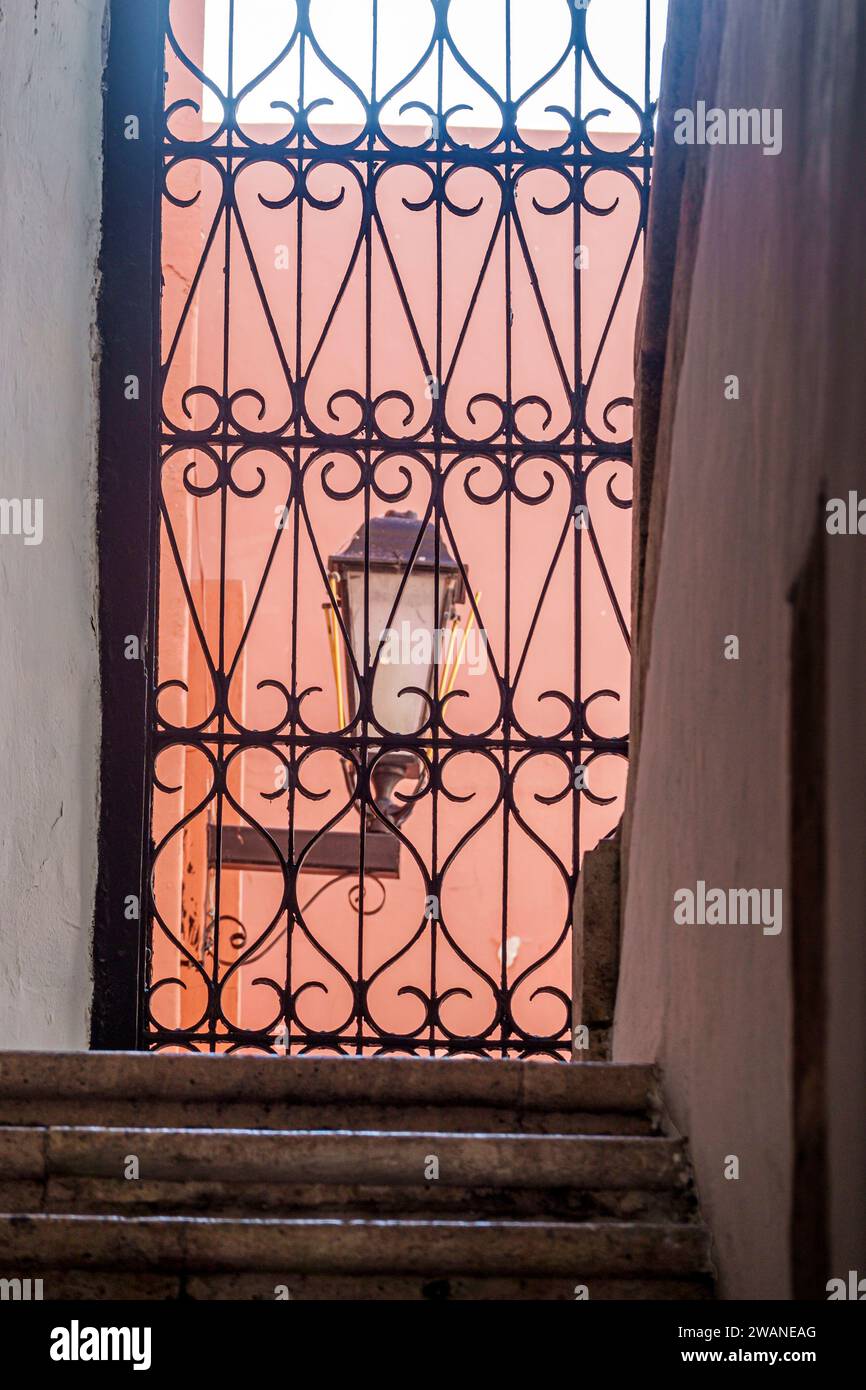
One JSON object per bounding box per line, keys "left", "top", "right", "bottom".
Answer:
{"left": 142, "top": 0, "right": 658, "bottom": 1058}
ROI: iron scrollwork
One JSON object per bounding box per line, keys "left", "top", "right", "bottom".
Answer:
{"left": 145, "top": 0, "right": 657, "bottom": 1059}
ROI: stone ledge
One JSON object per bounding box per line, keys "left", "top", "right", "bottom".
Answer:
{"left": 0, "top": 1051, "right": 657, "bottom": 1114}
{"left": 8, "top": 1268, "right": 714, "bottom": 1300}
{"left": 0, "top": 1213, "right": 712, "bottom": 1277}
{"left": 573, "top": 831, "right": 622, "bottom": 1060}
{"left": 13, "top": 1126, "right": 689, "bottom": 1190}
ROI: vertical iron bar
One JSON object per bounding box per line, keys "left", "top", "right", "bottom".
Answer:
{"left": 355, "top": 0, "right": 379, "bottom": 1055}
{"left": 429, "top": 0, "right": 446, "bottom": 1055}
{"left": 287, "top": 13, "right": 309, "bottom": 1057}
{"left": 501, "top": 0, "right": 513, "bottom": 1055}
{"left": 571, "top": 0, "right": 587, "bottom": 1021}
{"left": 208, "top": 0, "right": 237, "bottom": 1052}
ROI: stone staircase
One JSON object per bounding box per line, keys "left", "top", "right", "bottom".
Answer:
{"left": 0, "top": 1051, "right": 714, "bottom": 1300}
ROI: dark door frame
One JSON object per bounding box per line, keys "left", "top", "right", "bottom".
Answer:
{"left": 92, "top": 0, "right": 165, "bottom": 1048}
{"left": 788, "top": 498, "right": 829, "bottom": 1299}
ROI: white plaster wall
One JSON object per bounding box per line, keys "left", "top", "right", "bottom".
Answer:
{"left": 616, "top": 0, "right": 866, "bottom": 1297}
{"left": 0, "top": 0, "right": 105, "bottom": 1047}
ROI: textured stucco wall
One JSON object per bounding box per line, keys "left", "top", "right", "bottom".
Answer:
{"left": 0, "top": 0, "right": 105, "bottom": 1046}
{"left": 616, "top": 0, "right": 866, "bottom": 1298}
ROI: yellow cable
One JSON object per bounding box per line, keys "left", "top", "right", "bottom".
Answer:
{"left": 443, "top": 591, "right": 481, "bottom": 698}
{"left": 438, "top": 615, "right": 460, "bottom": 698}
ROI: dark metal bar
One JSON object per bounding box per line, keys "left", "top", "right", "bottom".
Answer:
{"left": 92, "top": 0, "right": 165, "bottom": 1050}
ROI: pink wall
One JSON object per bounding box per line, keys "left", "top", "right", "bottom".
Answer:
{"left": 615, "top": 0, "right": 866, "bottom": 1296}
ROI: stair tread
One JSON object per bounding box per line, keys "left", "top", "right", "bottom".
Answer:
{"left": 35, "top": 1124, "right": 674, "bottom": 1140}
{"left": 0, "top": 1104, "right": 654, "bottom": 1136}
{"left": 0, "top": 1212, "right": 707, "bottom": 1229}
{"left": 0, "top": 1051, "right": 659, "bottom": 1112}
{"left": 1, "top": 1125, "right": 690, "bottom": 1191}
{"left": 5, "top": 1269, "right": 715, "bottom": 1300}
{"left": 0, "top": 1212, "right": 712, "bottom": 1277}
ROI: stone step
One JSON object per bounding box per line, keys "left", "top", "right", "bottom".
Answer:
{"left": 0, "top": 1101, "right": 652, "bottom": 1137}
{"left": 0, "top": 1052, "right": 660, "bottom": 1134}
{"left": 16, "top": 1126, "right": 690, "bottom": 1187}
{"left": 4, "top": 1269, "right": 714, "bottom": 1301}
{"left": 30, "top": 1179, "right": 694, "bottom": 1223}
{"left": 0, "top": 1125, "right": 696, "bottom": 1221}
{"left": 0, "top": 1053, "right": 714, "bottom": 1300}
{"left": 0, "top": 1213, "right": 712, "bottom": 1279}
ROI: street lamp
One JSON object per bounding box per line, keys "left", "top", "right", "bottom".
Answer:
{"left": 328, "top": 509, "right": 467, "bottom": 829}
{"left": 208, "top": 511, "right": 473, "bottom": 895}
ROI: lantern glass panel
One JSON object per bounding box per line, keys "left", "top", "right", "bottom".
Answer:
{"left": 345, "top": 566, "right": 440, "bottom": 734}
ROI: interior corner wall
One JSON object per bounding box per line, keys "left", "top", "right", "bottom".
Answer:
{"left": 615, "top": 0, "right": 866, "bottom": 1298}
{"left": 0, "top": 1, "right": 105, "bottom": 1047}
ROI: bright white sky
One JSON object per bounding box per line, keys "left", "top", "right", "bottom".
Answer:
{"left": 202, "top": 0, "right": 668, "bottom": 131}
